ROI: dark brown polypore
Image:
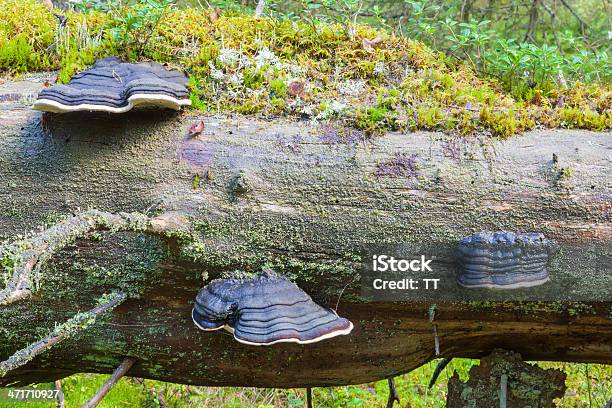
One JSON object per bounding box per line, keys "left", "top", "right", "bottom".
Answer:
{"left": 192, "top": 273, "right": 354, "bottom": 346}
{"left": 457, "top": 231, "right": 557, "bottom": 289}
{"left": 32, "top": 57, "right": 191, "bottom": 113}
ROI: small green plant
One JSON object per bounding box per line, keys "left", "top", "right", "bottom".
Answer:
{"left": 73, "top": 0, "right": 115, "bottom": 13}
{"left": 443, "top": 18, "right": 494, "bottom": 68}
{"left": 269, "top": 78, "right": 288, "bottom": 97}
{"left": 108, "top": 0, "right": 175, "bottom": 59}
{"left": 402, "top": 0, "right": 441, "bottom": 43}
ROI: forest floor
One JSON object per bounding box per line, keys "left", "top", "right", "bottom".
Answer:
{"left": 0, "top": 359, "right": 609, "bottom": 407}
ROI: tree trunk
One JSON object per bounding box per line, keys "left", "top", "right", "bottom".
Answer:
{"left": 0, "top": 80, "right": 610, "bottom": 387}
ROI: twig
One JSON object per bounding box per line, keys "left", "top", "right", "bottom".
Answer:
{"left": 523, "top": 0, "right": 539, "bottom": 42}
{"left": 306, "top": 387, "right": 313, "bottom": 408}
{"left": 429, "top": 304, "right": 440, "bottom": 356}
{"left": 334, "top": 276, "right": 356, "bottom": 312}
{"left": 0, "top": 291, "right": 126, "bottom": 377}
{"left": 499, "top": 373, "right": 508, "bottom": 408}
{"left": 386, "top": 377, "right": 400, "bottom": 408}
{"left": 433, "top": 323, "right": 440, "bottom": 356}
{"left": 540, "top": 0, "right": 565, "bottom": 56}
{"left": 0, "top": 210, "right": 190, "bottom": 306}
{"left": 428, "top": 358, "right": 452, "bottom": 389}
{"left": 432, "top": 324, "right": 440, "bottom": 355}
{"left": 55, "top": 380, "right": 65, "bottom": 408}
{"left": 81, "top": 357, "right": 135, "bottom": 408}
{"left": 585, "top": 363, "right": 592, "bottom": 408}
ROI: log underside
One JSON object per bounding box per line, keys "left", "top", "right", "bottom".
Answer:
{"left": 0, "top": 80, "right": 610, "bottom": 387}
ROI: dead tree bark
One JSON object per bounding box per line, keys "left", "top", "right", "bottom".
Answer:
{"left": 0, "top": 81, "right": 610, "bottom": 387}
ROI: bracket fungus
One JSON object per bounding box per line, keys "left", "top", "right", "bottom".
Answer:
{"left": 456, "top": 231, "right": 557, "bottom": 289}
{"left": 192, "top": 274, "right": 354, "bottom": 346}
{"left": 32, "top": 57, "right": 191, "bottom": 113}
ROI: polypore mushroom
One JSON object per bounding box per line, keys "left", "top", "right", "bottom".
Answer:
{"left": 192, "top": 273, "right": 354, "bottom": 345}
{"left": 33, "top": 57, "right": 191, "bottom": 113}
{"left": 457, "top": 231, "right": 557, "bottom": 289}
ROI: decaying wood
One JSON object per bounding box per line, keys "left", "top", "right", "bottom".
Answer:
{"left": 446, "top": 349, "right": 566, "bottom": 407}
{"left": 0, "top": 80, "right": 610, "bottom": 387}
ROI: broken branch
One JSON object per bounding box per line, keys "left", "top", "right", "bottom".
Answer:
{"left": 429, "top": 305, "right": 440, "bottom": 356}
{"left": 81, "top": 357, "right": 135, "bottom": 408}
{"left": 499, "top": 373, "right": 508, "bottom": 408}
{"left": 0, "top": 210, "right": 190, "bottom": 306}
{"left": 0, "top": 291, "right": 126, "bottom": 377}
{"left": 386, "top": 377, "right": 400, "bottom": 408}
{"left": 428, "top": 358, "right": 452, "bottom": 389}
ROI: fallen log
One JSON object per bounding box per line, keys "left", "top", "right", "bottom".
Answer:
{"left": 0, "top": 79, "right": 610, "bottom": 387}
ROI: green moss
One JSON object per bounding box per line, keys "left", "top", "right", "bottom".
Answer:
{"left": 0, "top": 34, "right": 45, "bottom": 72}
{"left": 560, "top": 167, "right": 573, "bottom": 179}
{"left": 269, "top": 78, "right": 287, "bottom": 97}
{"left": 0, "top": 0, "right": 609, "bottom": 137}
{"left": 356, "top": 105, "right": 390, "bottom": 132}
{"left": 192, "top": 174, "right": 202, "bottom": 189}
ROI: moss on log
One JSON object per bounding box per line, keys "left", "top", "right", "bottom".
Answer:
{"left": 0, "top": 80, "right": 610, "bottom": 387}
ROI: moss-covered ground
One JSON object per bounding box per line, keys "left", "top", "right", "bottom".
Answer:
{"left": 0, "top": 360, "right": 609, "bottom": 407}
{"left": 0, "top": 0, "right": 609, "bottom": 137}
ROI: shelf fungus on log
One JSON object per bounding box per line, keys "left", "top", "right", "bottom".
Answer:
{"left": 456, "top": 231, "right": 557, "bottom": 289}
{"left": 32, "top": 57, "right": 191, "bottom": 113}
{"left": 192, "top": 274, "right": 354, "bottom": 346}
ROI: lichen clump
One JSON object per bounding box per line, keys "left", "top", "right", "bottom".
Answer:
{"left": 0, "top": 0, "right": 610, "bottom": 137}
